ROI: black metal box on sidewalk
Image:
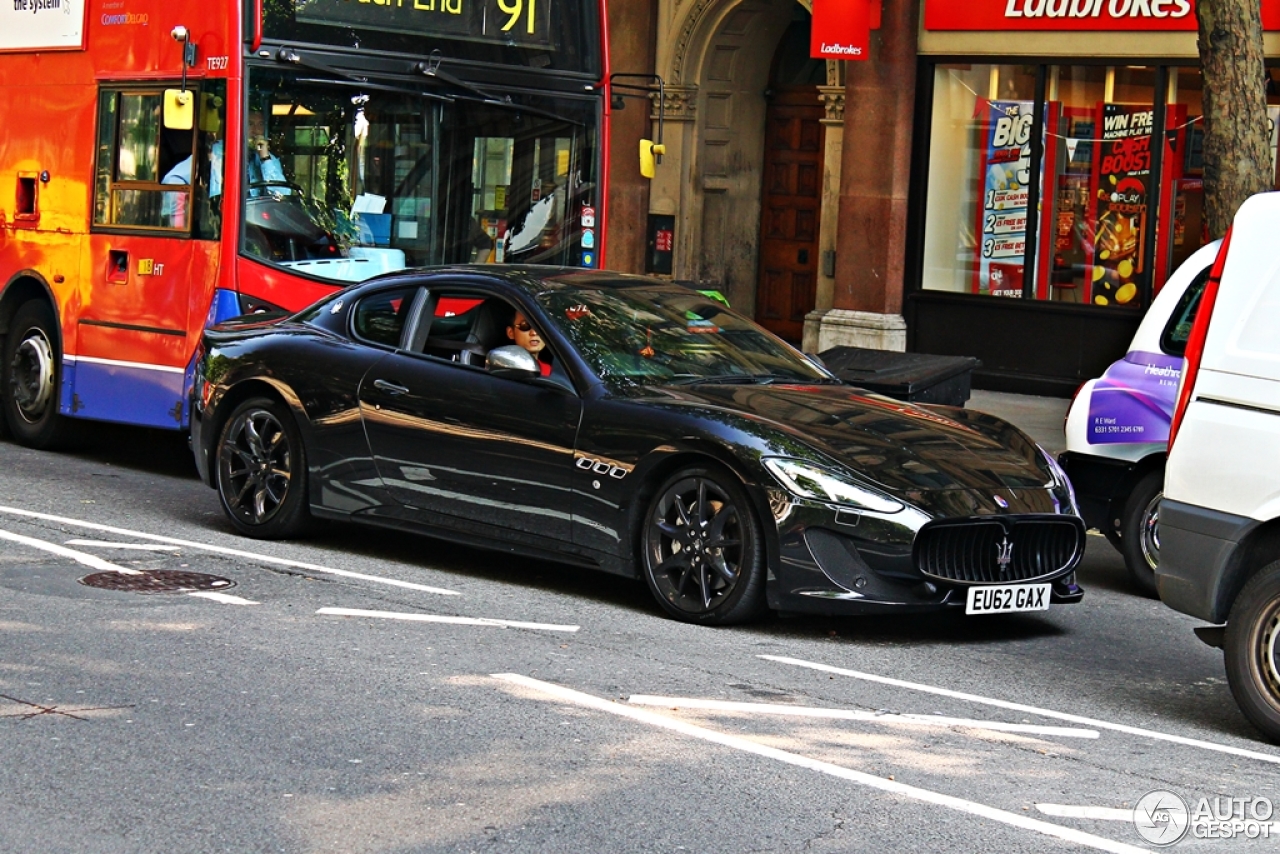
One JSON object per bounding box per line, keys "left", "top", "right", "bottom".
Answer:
{"left": 818, "top": 347, "right": 981, "bottom": 407}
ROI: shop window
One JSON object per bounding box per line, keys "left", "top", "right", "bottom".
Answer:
{"left": 921, "top": 64, "right": 1039, "bottom": 299}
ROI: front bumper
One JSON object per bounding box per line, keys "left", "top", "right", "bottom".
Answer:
{"left": 766, "top": 497, "right": 1085, "bottom": 616}
{"left": 1156, "top": 499, "right": 1259, "bottom": 623}
{"left": 1057, "top": 451, "right": 1135, "bottom": 533}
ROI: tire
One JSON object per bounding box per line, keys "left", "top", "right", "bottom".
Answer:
{"left": 2, "top": 300, "right": 78, "bottom": 449}
{"left": 640, "top": 464, "right": 766, "bottom": 625}
{"left": 1224, "top": 561, "right": 1280, "bottom": 743}
{"left": 1120, "top": 471, "right": 1162, "bottom": 598}
{"left": 215, "top": 396, "right": 313, "bottom": 539}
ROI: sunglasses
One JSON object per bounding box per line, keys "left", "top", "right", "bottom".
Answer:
{"left": 513, "top": 321, "right": 534, "bottom": 332}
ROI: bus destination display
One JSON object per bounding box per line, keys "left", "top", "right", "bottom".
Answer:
{"left": 296, "top": 0, "right": 552, "bottom": 48}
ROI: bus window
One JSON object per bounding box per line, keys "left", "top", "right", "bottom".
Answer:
{"left": 92, "top": 84, "right": 223, "bottom": 238}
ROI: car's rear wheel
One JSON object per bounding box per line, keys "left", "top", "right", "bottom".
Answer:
{"left": 641, "top": 465, "right": 765, "bottom": 625}
{"left": 1120, "top": 471, "right": 1162, "bottom": 597}
{"left": 1224, "top": 561, "right": 1280, "bottom": 743}
{"left": 2, "top": 301, "right": 78, "bottom": 449}
{"left": 216, "top": 397, "right": 312, "bottom": 539}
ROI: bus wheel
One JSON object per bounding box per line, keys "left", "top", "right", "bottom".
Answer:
{"left": 2, "top": 301, "right": 75, "bottom": 449}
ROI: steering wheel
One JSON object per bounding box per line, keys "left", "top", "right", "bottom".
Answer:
{"left": 247, "top": 180, "right": 302, "bottom": 197}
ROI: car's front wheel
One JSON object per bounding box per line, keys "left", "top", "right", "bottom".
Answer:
{"left": 641, "top": 465, "right": 765, "bottom": 625}
{"left": 1120, "top": 471, "right": 1162, "bottom": 597}
{"left": 216, "top": 397, "right": 312, "bottom": 539}
{"left": 1224, "top": 560, "right": 1280, "bottom": 743}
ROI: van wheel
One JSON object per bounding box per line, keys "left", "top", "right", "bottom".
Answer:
{"left": 2, "top": 301, "right": 78, "bottom": 449}
{"left": 1120, "top": 471, "right": 1162, "bottom": 598}
{"left": 1224, "top": 561, "right": 1280, "bottom": 743}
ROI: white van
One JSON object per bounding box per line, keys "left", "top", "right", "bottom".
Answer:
{"left": 1061, "top": 240, "right": 1220, "bottom": 595}
{"left": 1159, "top": 191, "right": 1280, "bottom": 743}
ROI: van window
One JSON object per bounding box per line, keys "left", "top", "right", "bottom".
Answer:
{"left": 1160, "top": 266, "right": 1212, "bottom": 357}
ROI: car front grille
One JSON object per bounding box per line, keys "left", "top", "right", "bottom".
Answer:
{"left": 914, "top": 516, "right": 1084, "bottom": 585}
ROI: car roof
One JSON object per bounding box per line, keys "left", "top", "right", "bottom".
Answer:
{"left": 365, "top": 264, "right": 688, "bottom": 298}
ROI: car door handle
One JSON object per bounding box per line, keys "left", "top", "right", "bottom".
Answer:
{"left": 373, "top": 379, "right": 409, "bottom": 396}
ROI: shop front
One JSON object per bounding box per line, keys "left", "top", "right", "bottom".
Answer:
{"left": 908, "top": 1, "right": 1280, "bottom": 395}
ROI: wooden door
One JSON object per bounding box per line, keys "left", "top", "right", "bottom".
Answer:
{"left": 755, "top": 88, "right": 824, "bottom": 342}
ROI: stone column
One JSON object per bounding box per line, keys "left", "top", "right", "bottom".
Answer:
{"left": 802, "top": 82, "right": 846, "bottom": 353}
{"left": 814, "top": 0, "right": 920, "bottom": 353}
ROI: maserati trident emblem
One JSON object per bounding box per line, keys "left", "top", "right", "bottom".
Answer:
{"left": 995, "top": 536, "right": 1014, "bottom": 573}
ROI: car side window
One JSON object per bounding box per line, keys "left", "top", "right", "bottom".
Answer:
{"left": 351, "top": 287, "right": 419, "bottom": 348}
{"left": 1160, "top": 266, "right": 1212, "bottom": 357}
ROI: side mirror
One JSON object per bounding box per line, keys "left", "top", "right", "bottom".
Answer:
{"left": 164, "top": 89, "right": 195, "bottom": 130}
{"left": 486, "top": 344, "right": 541, "bottom": 379}
{"left": 639, "top": 139, "right": 666, "bottom": 179}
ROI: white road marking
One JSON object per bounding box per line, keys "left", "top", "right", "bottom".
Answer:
{"left": 0, "top": 506, "right": 459, "bottom": 596}
{"left": 1036, "top": 805, "right": 1137, "bottom": 822}
{"left": 494, "top": 674, "right": 1151, "bottom": 854}
{"left": 762, "top": 655, "right": 1280, "bottom": 766}
{"left": 65, "top": 540, "right": 181, "bottom": 552}
{"left": 625, "top": 695, "right": 1099, "bottom": 739}
{"left": 188, "top": 591, "right": 260, "bottom": 605}
{"left": 317, "top": 607, "right": 579, "bottom": 632}
{"left": 0, "top": 529, "right": 143, "bottom": 575}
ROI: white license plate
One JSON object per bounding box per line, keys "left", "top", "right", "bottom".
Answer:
{"left": 966, "top": 583, "right": 1051, "bottom": 615}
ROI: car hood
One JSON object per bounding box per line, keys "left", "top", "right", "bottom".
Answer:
{"left": 638, "top": 383, "right": 1053, "bottom": 496}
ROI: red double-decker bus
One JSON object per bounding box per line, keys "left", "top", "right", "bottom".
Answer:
{"left": 0, "top": 0, "right": 607, "bottom": 447}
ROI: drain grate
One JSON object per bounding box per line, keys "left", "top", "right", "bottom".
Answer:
{"left": 79, "top": 570, "right": 236, "bottom": 594}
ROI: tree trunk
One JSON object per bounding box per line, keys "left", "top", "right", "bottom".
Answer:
{"left": 1197, "top": 0, "right": 1273, "bottom": 238}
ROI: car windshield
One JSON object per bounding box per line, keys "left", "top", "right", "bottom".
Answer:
{"left": 537, "top": 285, "right": 834, "bottom": 391}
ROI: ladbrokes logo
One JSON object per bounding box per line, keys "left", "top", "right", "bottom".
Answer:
{"left": 1003, "top": 0, "right": 1192, "bottom": 21}
{"left": 818, "top": 43, "right": 863, "bottom": 56}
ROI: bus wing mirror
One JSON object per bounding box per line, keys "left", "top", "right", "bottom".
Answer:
{"left": 640, "top": 139, "right": 666, "bottom": 179}
{"left": 164, "top": 89, "right": 195, "bottom": 130}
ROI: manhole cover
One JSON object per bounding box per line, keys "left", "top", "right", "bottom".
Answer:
{"left": 78, "top": 571, "right": 236, "bottom": 594}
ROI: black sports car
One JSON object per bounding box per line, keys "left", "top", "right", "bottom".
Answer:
{"left": 191, "top": 266, "right": 1085, "bottom": 624}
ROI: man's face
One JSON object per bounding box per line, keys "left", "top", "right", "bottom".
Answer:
{"left": 508, "top": 312, "right": 544, "bottom": 355}
{"left": 248, "top": 111, "right": 265, "bottom": 140}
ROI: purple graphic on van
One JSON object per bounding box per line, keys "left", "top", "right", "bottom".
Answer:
{"left": 1086, "top": 350, "right": 1183, "bottom": 445}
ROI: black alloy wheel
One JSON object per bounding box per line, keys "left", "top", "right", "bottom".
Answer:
{"left": 641, "top": 465, "right": 765, "bottom": 625}
{"left": 216, "top": 397, "right": 312, "bottom": 539}
{"left": 2, "top": 300, "right": 77, "bottom": 449}
{"left": 1224, "top": 561, "right": 1280, "bottom": 744}
{"left": 1120, "top": 471, "right": 1162, "bottom": 597}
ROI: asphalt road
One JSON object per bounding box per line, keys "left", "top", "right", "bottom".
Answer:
{"left": 1, "top": 422, "right": 1278, "bottom": 854}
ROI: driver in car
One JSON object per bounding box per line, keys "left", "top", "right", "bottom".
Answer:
{"left": 507, "top": 311, "right": 554, "bottom": 377}
{"left": 247, "top": 109, "right": 290, "bottom": 196}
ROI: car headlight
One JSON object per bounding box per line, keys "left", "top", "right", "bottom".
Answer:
{"left": 763, "top": 458, "right": 903, "bottom": 513}
{"left": 1039, "top": 445, "right": 1078, "bottom": 510}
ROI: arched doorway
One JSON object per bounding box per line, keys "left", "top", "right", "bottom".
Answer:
{"left": 650, "top": 0, "right": 840, "bottom": 333}
{"left": 754, "top": 15, "right": 826, "bottom": 342}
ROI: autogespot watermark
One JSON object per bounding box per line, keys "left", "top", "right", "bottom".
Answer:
{"left": 1134, "top": 790, "right": 1278, "bottom": 845}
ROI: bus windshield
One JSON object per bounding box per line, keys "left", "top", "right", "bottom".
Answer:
{"left": 245, "top": 67, "right": 599, "bottom": 284}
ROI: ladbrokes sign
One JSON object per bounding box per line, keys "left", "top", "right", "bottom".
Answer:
{"left": 926, "top": 0, "right": 1280, "bottom": 31}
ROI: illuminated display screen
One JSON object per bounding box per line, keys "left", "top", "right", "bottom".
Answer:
{"left": 295, "top": 0, "right": 553, "bottom": 49}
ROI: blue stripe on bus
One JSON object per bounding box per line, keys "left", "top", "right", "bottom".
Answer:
{"left": 206, "top": 288, "right": 243, "bottom": 325}
{"left": 64, "top": 358, "right": 187, "bottom": 431}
